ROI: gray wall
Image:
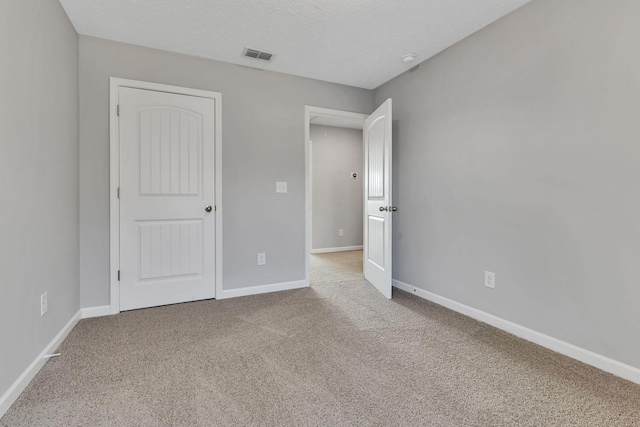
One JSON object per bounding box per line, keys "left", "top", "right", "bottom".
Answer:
{"left": 79, "top": 36, "right": 373, "bottom": 306}
{"left": 311, "top": 125, "right": 363, "bottom": 250}
{"left": 375, "top": 0, "right": 640, "bottom": 369}
{"left": 0, "top": 0, "right": 79, "bottom": 398}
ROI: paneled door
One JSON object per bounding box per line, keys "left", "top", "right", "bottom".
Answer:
{"left": 119, "top": 87, "right": 216, "bottom": 311}
{"left": 363, "top": 99, "right": 393, "bottom": 299}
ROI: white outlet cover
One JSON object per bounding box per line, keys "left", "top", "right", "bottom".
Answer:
{"left": 339, "top": 229, "right": 344, "bottom": 236}
{"left": 258, "top": 253, "right": 266, "bottom": 265}
{"left": 485, "top": 271, "right": 495, "bottom": 289}
{"left": 41, "top": 292, "right": 48, "bottom": 316}
{"left": 276, "top": 182, "right": 287, "bottom": 193}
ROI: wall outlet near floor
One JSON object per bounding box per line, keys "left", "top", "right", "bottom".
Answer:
{"left": 338, "top": 229, "right": 344, "bottom": 237}
{"left": 40, "top": 292, "right": 48, "bottom": 316}
{"left": 276, "top": 182, "right": 287, "bottom": 193}
{"left": 485, "top": 271, "right": 496, "bottom": 289}
{"left": 257, "top": 253, "right": 266, "bottom": 266}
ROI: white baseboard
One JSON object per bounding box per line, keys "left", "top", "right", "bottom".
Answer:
{"left": 221, "top": 280, "right": 308, "bottom": 299}
{"left": 0, "top": 310, "right": 82, "bottom": 419}
{"left": 80, "top": 305, "right": 111, "bottom": 319}
{"left": 393, "top": 279, "right": 640, "bottom": 386}
{"left": 311, "top": 245, "right": 363, "bottom": 254}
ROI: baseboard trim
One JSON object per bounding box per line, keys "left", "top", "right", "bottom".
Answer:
{"left": 221, "top": 280, "right": 308, "bottom": 299}
{"left": 393, "top": 279, "right": 640, "bottom": 386}
{"left": 311, "top": 245, "right": 363, "bottom": 254}
{"left": 80, "top": 305, "right": 111, "bottom": 319}
{"left": 0, "top": 310, "right": 82, "bottom": 419}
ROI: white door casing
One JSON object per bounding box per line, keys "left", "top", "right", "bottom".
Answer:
{"left": 363, "top": 99, "right": 393, "bottom": 299}
{"left": 118, "top": 86, "right": 217, "bottom": 311}
{"left": 303, "top": 106, "right": 368, "bottom": 286}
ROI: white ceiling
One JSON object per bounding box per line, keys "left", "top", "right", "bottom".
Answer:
{"left": 58, "top": 0, "right": 531, "bottom": 90}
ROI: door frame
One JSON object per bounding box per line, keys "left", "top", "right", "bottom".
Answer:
{"left": 109, "top": 78, "right": 223, "bottom": 314}
{"left": 304, "top": 106, "right": 368, "bottom": 285}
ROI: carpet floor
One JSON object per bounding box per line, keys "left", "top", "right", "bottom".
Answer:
{"left": 2, "top": 250, "right": 639, "bottom": 426}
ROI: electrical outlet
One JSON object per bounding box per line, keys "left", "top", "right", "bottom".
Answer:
{"left": 485, "top": 271, "right": 495, "bottom": 289}
{"left": 257, "top": 253, "right": 266, "bottom": 266}
{"left": 338, "top": 229, "right": 344, "bottom": 237}
{"left": 41, "top": 292, "right": 48, "bottom": 316}
{"left": 276, "top": 182, "right": 287, "bottom": 193}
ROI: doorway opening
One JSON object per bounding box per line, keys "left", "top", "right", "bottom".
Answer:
{"left": 305, "top": 100, "right": 394, "bottom": 299}
{"left": 304, "top": 107, "right": 367, "bottom": 287}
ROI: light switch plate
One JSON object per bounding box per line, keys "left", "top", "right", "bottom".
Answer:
{"left": 276, "top": 182, "right": 288, "bottom": 193}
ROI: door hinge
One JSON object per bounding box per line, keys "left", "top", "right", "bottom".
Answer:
{"left": 117, "top": 104, "right": 120, "bottom": 116}
{"left": 117, "top": 187, "right": 120, "bottom": 199}
{"left": 117, "top": 270, "right": 120, "bottom": 281}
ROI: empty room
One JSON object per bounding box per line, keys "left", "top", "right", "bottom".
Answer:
{"left": 1, "top": 0, "right": 640, "bottom": 425}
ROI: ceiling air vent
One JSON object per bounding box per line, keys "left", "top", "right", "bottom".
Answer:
{"left": 243, "top": 47, "right": 274, "bottom": 62}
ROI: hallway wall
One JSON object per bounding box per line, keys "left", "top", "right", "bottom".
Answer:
{"left": 311, "top": 125, "right": 363, "bottom": 251}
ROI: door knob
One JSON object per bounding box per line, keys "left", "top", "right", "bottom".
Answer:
{"left": 391, "top": 206, "right": 398, "bottom": 212}
{"left": 379, "top": 206, "right": 389, "bottom": 212}
{"left": 205, "top": 205, "right": 213, "bottom": 213}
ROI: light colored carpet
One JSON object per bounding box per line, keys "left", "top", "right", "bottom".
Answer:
{"left": 2, "top": 250, "right": 639, "bottom": 426}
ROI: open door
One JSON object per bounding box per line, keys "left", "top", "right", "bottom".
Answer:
{"left": 363, "top": 99, "right": 394, "bottom": 299}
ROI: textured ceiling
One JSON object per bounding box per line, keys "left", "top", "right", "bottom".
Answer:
{"left": 58, "top": 0, "right": 531, "bottom": 89}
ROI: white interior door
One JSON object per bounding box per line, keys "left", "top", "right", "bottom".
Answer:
{"left": 363, "top": 99, "right": 393, "bottom": 299}
{"left": 119, "top": 87, "right": 216, "bottom": 311}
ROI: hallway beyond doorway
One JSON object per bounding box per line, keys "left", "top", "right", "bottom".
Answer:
{"left": 310, "top": 250, "right": 363, "bottom": 289}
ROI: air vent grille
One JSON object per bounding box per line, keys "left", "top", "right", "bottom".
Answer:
{"left": 243, "top": 47, "right": 274, "bottom": 62}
